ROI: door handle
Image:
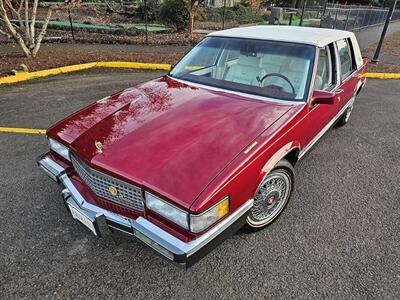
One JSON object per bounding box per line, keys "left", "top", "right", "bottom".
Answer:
{"left": 335, "top": 89, "right": 344, "bottom": 94}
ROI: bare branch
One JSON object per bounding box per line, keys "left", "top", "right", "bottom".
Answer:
{"left": 4, "top": 0, "right": 24, "bottom": 29}
{"left": 30, "top": 0, "right": 38, "bottom": 46}
{"left": 24, "top": 0, "right": 30, "bottom": 44}
{"left": 5, "top": 0, "right": 17, "bottom": 15}
{"left": 0, "top": 0, "right": 31, "bottom": 56}
{"left": 0, "top": 27, "right": 12, "bottom": 38}
{"left": 32, "top": 7, "right": 52, "bottom": 57}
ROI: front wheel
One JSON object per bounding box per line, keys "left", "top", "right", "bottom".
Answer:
{"left": 246, "top": 160, "right": 294, "bottom": 230}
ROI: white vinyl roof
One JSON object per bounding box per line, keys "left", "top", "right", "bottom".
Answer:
{"left": 208, "top": 25, "right": 355, "bottom": 48}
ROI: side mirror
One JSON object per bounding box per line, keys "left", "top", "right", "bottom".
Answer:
{"left": 311, "top": 90, "right": 336, "bottom": 105}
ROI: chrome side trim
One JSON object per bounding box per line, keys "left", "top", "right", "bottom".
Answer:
{"left": 299, "top": 97, "right": 355, "bottom": 160}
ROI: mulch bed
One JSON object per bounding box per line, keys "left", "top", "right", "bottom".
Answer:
{"left": 363, "top": 31, "right": 400, "bottom": 73}
{"left": 0, "top": 44, "right": 186, "bottom": 74}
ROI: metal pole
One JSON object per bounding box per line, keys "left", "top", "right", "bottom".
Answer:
{"left": 222, "top": 0, "right": 226, "bottom": 30}
{"left": 289, "top": 13, "right": 293, "bottom": 26}
{"left": 144, "top": 0, "right": 148, "bottom": 44}
{"left": 68, "top": 8, "right": 75, "bottom": 41}
{"left": 299, "top": 0, "right": 307, "bottom": 26}
{"left": 372, "top": 0, "right": 398, "bottom": 63}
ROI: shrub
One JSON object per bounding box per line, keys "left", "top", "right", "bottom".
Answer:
{"left": 203, "top": 5, "right": 265, "bottom": 24}
{"left": 159, "top": 0, "right": 188, "bottom": 31}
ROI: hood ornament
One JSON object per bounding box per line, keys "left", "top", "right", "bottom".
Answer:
{"left": 95, "top": 141, "right": 103, "bottom": 154}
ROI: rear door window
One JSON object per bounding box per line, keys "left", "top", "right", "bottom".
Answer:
{"left": 336, "top": 39, "right": 356, "bottom": 81}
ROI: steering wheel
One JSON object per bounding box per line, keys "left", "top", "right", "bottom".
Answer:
{"left": 258, "top": 73, "right": 296, "bottom": 95}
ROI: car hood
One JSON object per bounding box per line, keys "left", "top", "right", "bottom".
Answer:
{"left": 50, "top": 77, "right": 294, "bottom": 209}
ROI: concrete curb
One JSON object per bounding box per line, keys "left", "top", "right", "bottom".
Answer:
{"left": 0, "top": 61, "right": 399, "bottom": 85}
{"left": 0, "top": 62, "right": 171, "bottom": 85}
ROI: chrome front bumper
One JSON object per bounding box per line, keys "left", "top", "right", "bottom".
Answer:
{"left": 37, "top": 155, "right": 253, "bottom": 267}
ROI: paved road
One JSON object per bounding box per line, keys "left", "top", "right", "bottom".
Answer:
{"left": 1, "top": 71, "right": 399, "bottom": 299}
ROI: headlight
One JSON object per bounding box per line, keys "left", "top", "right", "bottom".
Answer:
{"left": 145, "top": 192, "right": 229, "bottom": 233}
{"left": 145, "top": 192, "right": 189, "bottom": 230}
{"left": 190, "top": 196, "right": 229, "bottom": 233}
{"left": 48, "top": 137, "right": 70, "bottom": 161}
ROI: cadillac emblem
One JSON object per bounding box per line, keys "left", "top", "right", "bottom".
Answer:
{"left": 95, "top": 141, "right": 103, "bottom": 153}
{"left": 108, "top": 185, "right": 118, "bottom": 196}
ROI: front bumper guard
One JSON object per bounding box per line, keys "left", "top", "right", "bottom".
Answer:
{"left": 37, "top": 155, "right": 253, "bottom": 267}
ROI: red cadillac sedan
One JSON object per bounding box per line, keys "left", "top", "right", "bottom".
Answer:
{"left": 37, "top": 26, "right": 367, "bottom": 267}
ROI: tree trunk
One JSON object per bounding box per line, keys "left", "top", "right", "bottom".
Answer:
{"left": 30, "top": 0, "right": 39, "bottom": 48}
{"left": 188, "top": 9, "right": 194, "bottom": 37}
{"left": 32, "top": 8, "right": 52, "bottom": 58}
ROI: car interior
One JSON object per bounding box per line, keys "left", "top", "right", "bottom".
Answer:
{"left": 184, "top": 46, "right": 312, "bottom": 100}
{"left": 314, "top": 47, "right": 333, "bottom": 91}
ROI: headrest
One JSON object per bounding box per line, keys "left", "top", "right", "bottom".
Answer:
{"left": 238, "top": 55, "right": 260, "bottom": 67}
{"left": 288, "top": 58, "right": 306, "bottom": 72}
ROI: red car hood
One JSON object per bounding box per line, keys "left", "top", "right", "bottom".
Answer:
{"left": 50, "top": 77, "right": 294, "bottom": 209}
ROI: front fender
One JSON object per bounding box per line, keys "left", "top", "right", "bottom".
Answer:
{"left": 256, "top": 141, "right": 300, "bottom": 187}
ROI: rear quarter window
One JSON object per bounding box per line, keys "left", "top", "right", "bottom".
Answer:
{"left": 337, "top": 39, "right": 356, "bottom": 81}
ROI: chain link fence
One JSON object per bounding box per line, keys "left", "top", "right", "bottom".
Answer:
{"left": 319, "top": 3, "right": 400, "bottom": 31}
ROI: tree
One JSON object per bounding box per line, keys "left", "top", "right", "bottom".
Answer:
{"left": 184, "top": 0, "right": 205, "bottom": 36}
{"left": 0, "top": 0, "right": 80, "bottom": 58}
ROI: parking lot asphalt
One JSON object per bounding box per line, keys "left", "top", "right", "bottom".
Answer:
{"left": 0, "top": 70, "right": 399, "bottom": 299}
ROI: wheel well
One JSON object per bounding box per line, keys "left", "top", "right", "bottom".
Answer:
{"left": 283, "top": 148, "right": 300, "bottom": 167}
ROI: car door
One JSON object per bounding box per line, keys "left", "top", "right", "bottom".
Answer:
{"left": 335, "top": 38, "right": 359, "bottom": 111}
{"left": 303, "top": 43, "right": 339, "bottom": 148}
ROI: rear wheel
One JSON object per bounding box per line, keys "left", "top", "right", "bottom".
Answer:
{"left": 336, "top": 103, "right": 353, "bottom": 127}
{"left": 245, "top": 160, "right": 294, "bottom": 230}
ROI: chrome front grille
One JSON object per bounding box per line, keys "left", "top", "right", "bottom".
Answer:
{"left": 70, "top": 154, "right": 144, "bottom": 211}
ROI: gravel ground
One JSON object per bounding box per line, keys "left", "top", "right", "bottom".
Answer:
{"left": 0, "top": 70, "right": 399, "bottom": 299}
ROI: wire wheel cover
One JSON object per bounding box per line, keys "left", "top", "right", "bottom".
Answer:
{"left": 249, "top": 173, "right": 291, "bottom": 225}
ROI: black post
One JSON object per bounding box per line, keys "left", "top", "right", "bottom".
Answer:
{"left": 68, "top": 8, "right": 75, "bottom": 41}
{"left": 222, "top": 0, "right": 226, "bottom": 29}
{"left": 144, "top": 0, "right": 148, "bottom": 44}
{"left": 289, "top": 13, "right": 293, "bottom": 26}
{"left": 299, "top": 0, "right": 307, "bottom": 26}
{"left": 372, "top": 0, "right": 398, "bottom": 63}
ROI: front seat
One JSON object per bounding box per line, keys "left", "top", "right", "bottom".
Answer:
{"left": 224, "top": 55, "right": 263, "bottom": 86}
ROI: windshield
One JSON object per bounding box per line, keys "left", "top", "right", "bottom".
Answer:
{"left": 170, "top": 37, "right": 315, "bottom": 101}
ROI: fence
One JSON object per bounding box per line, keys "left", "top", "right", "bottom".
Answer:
{"left": 318, "top": 3, "right": 400, "bottom": 31}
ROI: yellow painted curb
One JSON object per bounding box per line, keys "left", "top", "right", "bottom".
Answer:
{"left": 96, "top": 62, "right": 171, "bottom": 71}
{"left": 0, "top": 61, "right": 171, "bottom": 85}
{"left": 1, "top": 61, "right": 399, "bottom": 85}
{"left": 362, "top": 73, "right": 400, "bottom": 79}
{"left": 0, "top": 127, "right": 46, "bottom": 135}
